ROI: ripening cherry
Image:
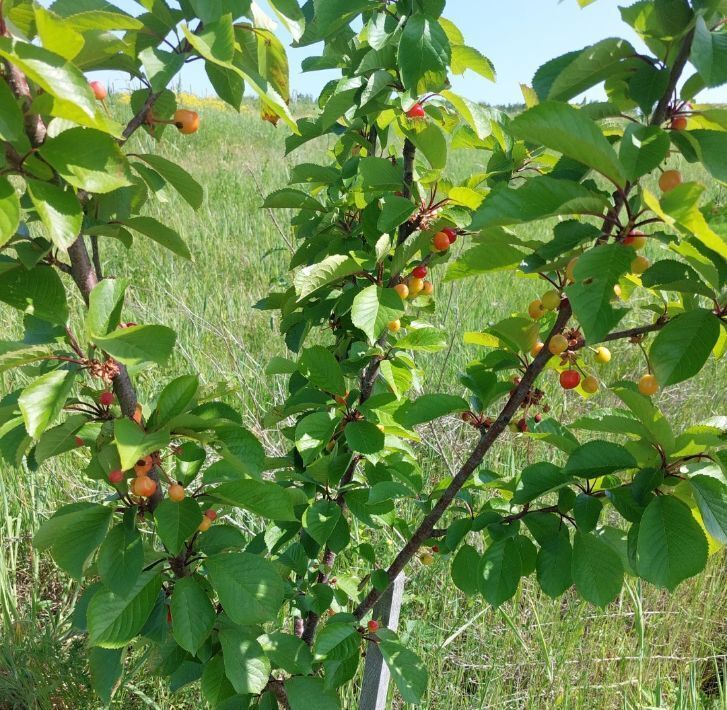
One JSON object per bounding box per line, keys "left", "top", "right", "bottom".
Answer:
{"left": 134, "top": 475, "right": 157, "bottom": 497}
{"left": 613, "top": 284, "right": 622, "bottom": 300}
{"left": 408, "top": 277, "right": 424, "bottom": 296}
{"left": 638, "top": 373, "right": 659, "bottom": 396}
{"left": 421, "top": 280, "right": 434, "bottom": 296}
{"left": 134, "top": 455, "right": 153, "bottom": 476}
{"left": 367, "top": 620, "right": 379, "bottom": 633}
{"left": 406, "top": 103, "right": 426, "bottom": 119}
{"left": 541, "top": 290, "right": 561, "bottom": 311}
{"left": 531, "top": 341, "right": 544, "bottom": 357}
{"left": 89, "top": 80, "right": 107, "bottom": 101}
{"left": 420, "top": 552, "right": 434, "bottom": 565}
{"left": 565, "top": 257, "right": 578, "bottom": 282}
{"left": 442, "top": 227, "right": 457, "bottom": 244}
{"left": 412, "top": 265, "right": 428, "bottom": 279}
{"left": 548, "top": 334, "right": 568, "bottom": 356}
{"left": 595, "top": 346, "right": 611, "bottom": 364}
{"left": 174, "top": 109, "right": 199, "bottom": 134}
{"left": 168, "top": 483, "right": 185, "bottom": 502}
{"left": 432, "top": 231, "right": 451, "bottom": 252}
{"left": 560, "top": 370, "right": 581, "bottom": 390}
{"left": 582, "top": 375, "right": 599, "bottom": 394}
{"left": 659, "top": 169, "right": 682, "bottom": 193}
{"left": 394, "top": 283, "right": 409, "bottom": 300}
{"left": 388, "top": 319, "right": 401, "bottom": 333}
{"left": 623, "top": 229, "right": 647, "bottom": 250}
{"left": 204, "top": 509, "right": 217, "bottom": 521}
{"left": 99, "top": 391, "right": 114, "bottom": 407}
{"left": 631, "top": 255, "right": 650, "bottom": 275}
{"left": 108, "top": 470, "right": 124, "bottom": 485}
{"left": 528, "top": 299, "right": 546, "bottom": 320}
{"left": 74, "top": 436, "right": 84, "bottom": 447}
{"left": 517, "top": 418, "right": 528, "bottom": 432}
{"left": 670, "top": 116, "right": 687, "bottom": 131}
{"left": 198, "top": 516, "right": 212, "bottom": 532}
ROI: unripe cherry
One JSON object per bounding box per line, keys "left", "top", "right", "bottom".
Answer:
{"left": 528, "top": 299, "right": 545, "bottom": 320}
{"left": 168, "top": 483, "right": 185, "bottom": 502}
{"left": 408, "top": 277, "right": 424, "bottom": 296}
{"left": 560, "top": 370, "right": 581, "bottom": 390}
{"left": 623, "top": 230, "right": 646, "bottom": 250}
{"left": 541, "top": 290, "right": 561, "bottom": 311}
{"left": 394, "top": 283, "right": 409, "bottom": 300}
{"left": 432, "top": 231, "right": 450, "bottom": 251}
{"left": 631, "top": 255, "right": 650, "bottom": 275}
{"left": 582, "top": 375, "right": 599, "bottom": 394}
{"left": 659, "top": 170, "right": 682, "bottom": 193}
{"left": 548, "top": 334, "right": 568, "bottom": 356}
{"left": 198, "top": 516, "right": 212, "bottom": 532}
{"left": 531, "top": 341, "right": 544, "bottom": 357}
{"left": 420, "top": 552, "right": 434, "bottom": 565}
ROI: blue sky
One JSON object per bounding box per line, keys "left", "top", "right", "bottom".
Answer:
{"left": 96, "top": 0, "right": 726, "bottom": 104}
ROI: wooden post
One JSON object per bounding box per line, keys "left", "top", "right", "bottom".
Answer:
{"left": 359, "top": 574, "right": 405, "bottom": 710}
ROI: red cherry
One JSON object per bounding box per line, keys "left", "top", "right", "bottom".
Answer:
{"left": 560, "top": 370, "right": 581, "bottom": 390}
{"left": 89, "top": 80, "right": 107, "bottom": 101}
{"left": 534, "top": 413, "right": 542, "bottom": 423}
{"left": 431, "top": 545, "right": 439, "bottom": 553}
{"left": 406, "top": 103, "right": 426, "bottom": 119}
{"left": 99, "top": 391, "right": 114, "bottom": 406}
{"left": 204, "top": 509, "right": 217, "bottom": 521}
{"left": 443, "top": 227, "right": 457, "bottom": 244}
{"left": 367, "top": 620, "right": 379, "bottom": 633}
{"left": 108, "top": 470, "right": 124, "bottom": 485}
{"left": 412, "top": 265, "right": 428, "bottom": 279}
{"left": 74, "top": 436, "right": 84, "bottom": 447}
{"left": 517, "top": 418, "right": 528, "bottom": 433}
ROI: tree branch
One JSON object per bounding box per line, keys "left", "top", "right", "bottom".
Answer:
{"left": 353, "top": 302, "right": 573, "bottom": 620}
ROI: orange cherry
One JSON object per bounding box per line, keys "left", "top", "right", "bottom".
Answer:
{"left": 134, "top": 455, "right": 153, "bottom": 476}
{"left": 168, "top": 483, "right": 185, "bottom": 502}
{"left": 659, "top": 170, "right": 682, "bottom": 193}
{"left": 432, "top": 231, "right": 450, "bottom": 252}
{"left": 134, "top": 475, "right": 157, "bottom": 497}
{"left": 174, "top": 109, "right": 199, "bottom": 135}
{"left": 394, "top": 283, "right": 409, "bottom": 300}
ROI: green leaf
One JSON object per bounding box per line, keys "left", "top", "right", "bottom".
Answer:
{"left": 478, "top": 537, "right": 521, "bottom": 607}
{"left": 442, "top": 90, "right": 493, "bottom": 140}
{"left": 404, "top": 121, "right": 448, "bottom": 170}
{"left": 86, "top": 278, "right": 127, "bottom": 338}
{"left": 510, "top": 101, "right": 626, "bottom": 187}
{"left": 641, "top": 259, "right": 714, "bottom": 298}
{"left": 0, "top": 37, "right": 121, "bottom": 136}
{"left": 450, "top": 44, "right": 495, "bottom": 81}
{"left": 533, "top": 38, "right": 636, "bottom": 101}
{"left": 445, "top": 241, "right": 525, "bottom": 281}
{"left": 345, "top": 420, "right": 385, "bottom": 454}
{"left": 39, "top": 128, "right": 132, "bottom": 193}
{"left": 171, "top": 576, "right": 216, "bottom": 654}
{"left": 285, "top": 676, "right": 341, "bottom": 710}
{"left": 358, "top": 157, "right": 403, "bottom": 193}
{"left": 209, "top": 479, "right": 296, "bottom": 521}
{"left": 205, "top": 552, "right": 284, "bottom": 625}
{"left": 394, "top": 327, "right": 447, "bottom": 352}
{"left": 451, "top": 544, "right": 481, "bottom": 596}
{"left": 690, "top": 475, "right": 727, "bottom": 544}
{"left": 619, "top": 124, "right": 670, "bottom": 181}
{"left": 114, "top": 418, "right": 170, "bottom": 471}
{"left": 294, "top": 254, "right": 362, "bottom": 300}
{"left": 673, "top": 129, "right": 727, "bottom": 183}
{"left": 26, "top": 180, "right": 82, "bottom": 251}
{"left": 34, "top": 413, "right": 86, "bottom": 463}
{"left": 377, "top": 195, "right": 416, "bottom": 233}
{"left": 393, "top": 394, "right": 468, "bottom": 428}
{"left": 351, "top": 285, "right": 405, "bottom": 344}
{"left": 470, "top": 176, "right": 609, "bottom": 229}
{"left": 88, "top": 647, "right": 123, "bottom": 705}
{"left": 0, "top": 264, "right": 68, "bottom": 324}
{"left": 19, "top": 368, "right": 76, "bottom": 439}
{"left": 154, "top": 498, "right": 203, "bottom": 555}
{"left": 572, "top": 531, "right": 623, "bottom": 607}
{"left": 636, "top": 496, "right": 708, "bottom": 590}
{"left": 537, "top": 528, "right": 572, "bottom": 597}
{"left": 398, "top": 15, "right": 450, "bottom": 94}
{"left": 650, "top": 309, "right": 721, "bottom": 386}
{"left": 258, "top": 632, "right": 313, "bottom": 675}
{"left": 264, "top": 188, "right": 325, "bottom": 211}
{"left": 295, "top": 412, "right": 337, "bottom": 465}
{"left": 97, "top": 521, "right": 143, "bottom": 597}
{"left": 313, "top": 622, "right": 359, "bottom": 660}
{"left": 0, "top": 77, "right": 26, "bottom": 146}
{"left": 215, "top": 424, "right": 266, "bottom": 477}
{"left": 565, "top": 244, "right": 632, "bottom": 343}
{"left": 611, "top": 383, "right": 675, "bottom": 453}
{"left": 206, "top": 61, "right": 245, "bottom": 109}
{"left": 132, "top": 154, "right": 204, "bottom": 209}
{"left": 0, "top": 177, "right": 20, "bottom": 247}
{"left": 513, "top": 462, "right": 571, "bottom": 504}
{"left": 303, "top": 500, "right": 341, "bottom": 546}
{"left": 34, "top": 502, "right": 112, "bottom": 579}
{"left": 149, "top": 375, "right": 199, "bottom": 428}
{"left": 139, "top": 46, "right": 185, "bottom": 92}
{"left": 87, "top": 570, "right": 161, "bottom": 648}
{"left": 299, "top": 346, "right": 346, "bottom": 396}
{"left": 564, "top": 440, "right": 636, "bottom": 479}
{"left": 379, "top": 637, "right": 428, "bottom": 705}
{"left": 119, "top": 217, "right": 191, "bottom": 259}
{"left": 219, "top": 629, "right": 270, "bottom": 695}
{"left": 93, "top": 324, "right": 177, "bottom": 367}
{"left": 691, "top": 16, "right": 727, "bottom": 88}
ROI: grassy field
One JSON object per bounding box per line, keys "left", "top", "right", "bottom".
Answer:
{"left": 1, "top": 97, "right": 726, "bottom": 709}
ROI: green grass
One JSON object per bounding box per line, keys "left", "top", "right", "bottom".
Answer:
{"left": 1, "top": 98, "right": 726, "bottom": 709}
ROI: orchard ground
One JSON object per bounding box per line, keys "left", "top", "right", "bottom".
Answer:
{"left": 1, "top": 96, "right": 726, "bottom": 709}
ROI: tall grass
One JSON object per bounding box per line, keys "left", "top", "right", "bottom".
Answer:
{"left": 0, "top": 98, "right": 725, "bottom": 708}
